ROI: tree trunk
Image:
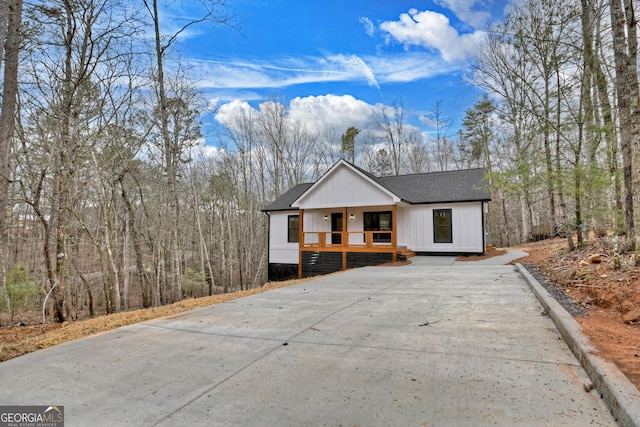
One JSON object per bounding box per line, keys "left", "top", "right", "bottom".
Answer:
{"left": 120, "top": 183, "right": 152, "bottom": 307}
{"left": 191, "top": 180, "right": 215, "bottom": 296}
{"left": 543, "top": 76, "right": 556, "bottom": 226}
{"left": 556, "top": 70, "right": 574, "bottom": 251}
{"left": 51, "top": 2, "right": 79, "bottom": 322}
{"left": 0, "top": 0, "right": 22, "bottom": 292}
{"left": 594, "top": 49, "right": 622, "bottom": 234}
{"left": 123, "top": 218, "right": 129, "bottom": 311}
{"left": 148, "top": 0, "right": 182, "bottom": 302}
{"left": 609, "top": 0, "right": 635, "bottom": 243}
{"left": 624, "top": 0, "right": 640, "bottom": 262}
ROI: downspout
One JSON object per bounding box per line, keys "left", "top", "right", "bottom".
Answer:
{"left": 392, "top": 204, "right": 398, "bottom": 262}
{"left": 342, "top": 206, "right": 348, "bottom": 271}
{"left": 265, "top": 211, "right": 271, "bottom": 282}
{"left": 481, "top": 201, "right": 487, "bottom": 253}
{"left": 298, "top": 209, "right": 304, "bottom": 279}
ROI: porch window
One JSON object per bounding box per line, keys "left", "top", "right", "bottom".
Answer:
{"left": 433, "top": 209, "right": 452, "bottom": 243}
{"left": 288, "top": 215, "right": 299, "bottom": 243}
{"left": 364, "top": 211, "right": 392, "bottom": 243}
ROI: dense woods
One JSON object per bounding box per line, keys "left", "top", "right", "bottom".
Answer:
{"left": 1, "top": 0, "right": 640, "bottom": 324}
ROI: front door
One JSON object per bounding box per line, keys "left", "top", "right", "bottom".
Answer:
{"left": 331, "top": 213, "right": 343, "bottom": 244}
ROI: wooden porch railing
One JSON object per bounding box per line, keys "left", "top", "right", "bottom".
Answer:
{"left": 302, "top": 231, "right": 393, "bottom": 249}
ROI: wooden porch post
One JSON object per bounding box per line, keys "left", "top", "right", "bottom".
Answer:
{"left": 392, "top": 205, "right": 398, "bottom": 262}
{"left": 298, "top": 208, "right": 304, "bottom": 279}
{"left": 342, "top": 206, "right": 348, "bottom": 271}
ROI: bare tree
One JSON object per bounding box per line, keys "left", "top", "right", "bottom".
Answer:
{"left": 429, "top": 100, "right": 456, "bottom": 171}
{"left": 256, "top": 98, "right": 288, "bottom": 198}
{"left": 142, "top": 0, "right": 232, "bottom": 301}
{"left": 371, "top": 99, "right": 408, "bottom": 176}
{"left": 404, "top": 132, "right": 430, "bottom": 174}
{"left": 19, "top": 0, "right": 139, "bottom": 321}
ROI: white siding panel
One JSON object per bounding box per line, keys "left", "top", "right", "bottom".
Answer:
{"left": 268, "top": 211, "right": 298, "bottom": 264}
{"left": 296, "top": 166, "right": 396, "bottom": 209}
{"left": 403, "top": 202, "right": 484, "bottom": 252}
{"left": 303, "top": 211, "right": 330, "bottom": 233}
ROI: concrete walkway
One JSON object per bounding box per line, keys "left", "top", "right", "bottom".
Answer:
{"left": 0, "top": 251, "right": 618, "bottom": 426}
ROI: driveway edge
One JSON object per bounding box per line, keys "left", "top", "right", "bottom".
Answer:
{"left": 516, "top": 263, "right": 640, "bottom": 427}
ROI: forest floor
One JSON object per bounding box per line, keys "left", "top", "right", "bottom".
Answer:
{"left": 1, "top": 237, "right": 639, "bottom": 392}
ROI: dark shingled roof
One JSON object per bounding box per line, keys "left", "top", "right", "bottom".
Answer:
{"left": 376, "top": 168, "right": 490, "bottom": 204}
{"left": 263, "top": 167, "right": 490, "bottom": 211}
{"left": 263, "top": 182, "right": 313, "bottom": 211}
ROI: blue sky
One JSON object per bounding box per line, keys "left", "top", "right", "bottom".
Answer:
{"left": 164, "top": 0, "right": 510, "bottom": 147}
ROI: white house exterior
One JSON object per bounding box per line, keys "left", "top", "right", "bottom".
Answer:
{"left": 264, "top": 159, "right": 490, "bottom": 281}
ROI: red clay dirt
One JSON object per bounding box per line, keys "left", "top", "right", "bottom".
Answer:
{"left": 514, "top": 237, "right": 640, "bottom": 391}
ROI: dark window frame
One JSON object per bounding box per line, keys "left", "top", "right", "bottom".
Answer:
{"left": 287, "top": 215, "right": 299, "bottom": 243}
{"left": 364, "top": 211, "right": 392, "bottom": 243}
{"left": 433, "top": 209, "right": 452, "bottom": 243}
{"left": 331, "top": 212, "right": 343, "bottom": 244}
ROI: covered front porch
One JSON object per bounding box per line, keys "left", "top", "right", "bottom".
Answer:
{"left": 297, "top": 206, "right": 412, "bottom": 278}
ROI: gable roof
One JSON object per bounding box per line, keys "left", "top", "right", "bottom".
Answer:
{"left": 263, "top": 161, "right": 490, "bottom": 211}
{"left": 291, "top": 159, "right": 400, "bottom": 208}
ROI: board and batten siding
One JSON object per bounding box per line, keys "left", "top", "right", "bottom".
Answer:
{"left": 400, "top": 202, "right": 485, "bottom": 253}
{"left": 268, "top": 210, "right": 299, "bottom": 264}
{"left": 292, "top": 165, "right": 398, "bottom": 209}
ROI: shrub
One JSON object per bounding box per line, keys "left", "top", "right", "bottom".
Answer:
{"left": 0, "top": 263, "right": 42, "bottom": 324}
{"left": 181, "top": 268, "right": 208, "bottom": 298}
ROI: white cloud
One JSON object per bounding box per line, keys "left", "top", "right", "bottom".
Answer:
{"left": 213, "top": 95, "right": 377, "bottom": 150}
{"left": 434, "top": 0, "right": 491, "bottom": 28}
{"left": 208, "top": 97, "right": 220, "bottom": 111}
{"left": 206, "top": 90, "right": 265, "bottom": 103}
{"left": 214, "top": 99, "right": 255, "bottom": 127}
{"left": 326, "top": 54, "right": 379, "bottom": 88}
{"left": 359, "top": 16, "right": 375, "bottom": 37}
{"left": 419, "top": 115, "right": 439, "bottom": 128}
{"left": 215, "top": 94, "right": 375, "bottom": 135}
{"left": 379, "top": 9, "right": 486, "bottom": 63}
{"left": 216, "top": 94, "right": 430, "bottom": 138}
{"left": 188, "top": 139, "right": 224, "bottom": 161}
{"left": 192, "top": 54, "right": 378, "bottom": 90}
{"left": 288, "top": 94, "right": 374, "bottom": 135}
{"left": 191, "top": 51, "right": 461, "bottom": 96}
{"left": 366, "top": 53, "right": 462, "bottom": 83}
{"left": 200, "top": 144, "right": 224, "bottom": 159}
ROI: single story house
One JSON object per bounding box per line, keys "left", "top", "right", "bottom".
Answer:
{"left": 263, "top": 159, "right": 491, "bottom": 281}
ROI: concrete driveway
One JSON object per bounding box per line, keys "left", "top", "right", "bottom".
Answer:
{"left": 0, "top": 252, "right": 617, "bottom": 426}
